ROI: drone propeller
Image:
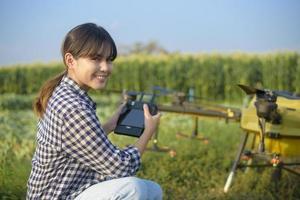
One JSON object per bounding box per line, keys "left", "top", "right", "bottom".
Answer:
{"left": 152, "top": 85, "right": 219, "bottom": 105}
{"left": 237, "top": 84, "right": 265, "bottom": 95}
{"left": 238, "top": 84, "right": 300, "bottom": 100}
{"left": 152, "top": 86, "right": 174, "bottom": 95}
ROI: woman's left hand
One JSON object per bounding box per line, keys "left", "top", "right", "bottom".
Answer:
{"left": 102, "top": 102, "right": 126, "bottom": 134}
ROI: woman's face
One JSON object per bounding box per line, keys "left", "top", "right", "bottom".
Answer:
{"left": 67, "top": 55, "right": 113, "bottom": 91}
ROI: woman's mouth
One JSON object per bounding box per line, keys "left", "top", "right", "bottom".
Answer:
{"left": 95, "top": 74, "right": 108, "bottom": 82}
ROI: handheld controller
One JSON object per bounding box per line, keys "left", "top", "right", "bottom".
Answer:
{"left": 114, "top": 92, "right": 158, "bottom": 137}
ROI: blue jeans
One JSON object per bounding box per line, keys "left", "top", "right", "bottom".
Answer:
{"left": 74, "top": 176, "right": 163, "bottom": 200}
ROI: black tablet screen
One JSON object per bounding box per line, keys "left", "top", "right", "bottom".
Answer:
{"left": 119, "top": 109, "right": 144, "bottom": 128}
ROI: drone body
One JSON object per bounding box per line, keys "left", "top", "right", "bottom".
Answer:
{"left": 224, "top": 85, "right": 300, "bottom": 193}
{"left": 241, "top": 94, "right": 300, "bottom": 157}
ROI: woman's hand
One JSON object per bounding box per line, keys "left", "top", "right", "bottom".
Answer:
{"left": 102, "top": 102, "right": 126, "bottom": 134}
{"left": 143, "top": 104, "right": 161, "bottom": 137}
{"left": 134, "top": 104, "right": 161, "bottom": 155}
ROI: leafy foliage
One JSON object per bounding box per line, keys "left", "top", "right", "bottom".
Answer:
{"left": 1, "top": 53, "right": 299, "bottom": 104}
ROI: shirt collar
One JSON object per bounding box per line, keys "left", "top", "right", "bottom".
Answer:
{"left": 61, "top": 75, "right": 97, "bottom": 110}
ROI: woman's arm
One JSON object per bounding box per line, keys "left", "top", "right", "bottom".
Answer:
{"left": 102, "top": 102, "right": 125, "bottom": 134}
{"left": 134, "top": 104, "right": 161, "bottom": 155}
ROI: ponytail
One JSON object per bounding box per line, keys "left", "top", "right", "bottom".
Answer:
{"left": 33, "top": 71, "right": 66, "bottom": 118}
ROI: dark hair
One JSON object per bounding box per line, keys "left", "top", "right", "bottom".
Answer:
{"left": 61, "top": 23, "right": 117, "bottom": 64}
{"left": 33, "top": 23, "right": 117, "bottom": 118}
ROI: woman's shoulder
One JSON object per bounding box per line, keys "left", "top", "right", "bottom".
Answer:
{"left": 48, "top": 85, "right": 92, "bottom": 117}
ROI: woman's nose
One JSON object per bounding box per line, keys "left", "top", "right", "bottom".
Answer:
{"left": 99, "top": 60, "right": 111, "bottom": 72}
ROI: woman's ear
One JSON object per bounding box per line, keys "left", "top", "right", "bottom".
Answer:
{"left": 65, "top": 53, "right": 76, "bottom": 70}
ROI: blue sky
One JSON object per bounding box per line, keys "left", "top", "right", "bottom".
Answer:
{"left": 0, "top": 0, "right": 300, "bottom": 66}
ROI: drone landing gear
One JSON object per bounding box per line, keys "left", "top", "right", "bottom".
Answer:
{"left": 176, "top": 117, "right": 209, "bottom": 142}
{"left": 224, "top": 131, "right": 300, "bottom": 193}
{"left": 239, "top": 157, "right": 300, "bottom": 193}
{"left": 224, "top": 131, "right": 249, "bottom": 193}
{"left": 270, "top": 160, "right": 300, "bottom": 188}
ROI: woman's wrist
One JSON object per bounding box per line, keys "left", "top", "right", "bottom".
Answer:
{"left": 102, "top": 121, "right": 114, "bottom": 134}
{"left": 103, "top": 104, "right": 125, "bottom": 134}
{"left": 134, "top": 130, "right": 152, "bottom": 155}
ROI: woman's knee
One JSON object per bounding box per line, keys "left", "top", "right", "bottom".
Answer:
{"left": 144, "top": 180, "right": 163, "bottom": 200}
{"left": 116, "top": 177, "right": 162, "bottom": 200}
{"left": 117, "top": 177, "right": 148, "bottom": 199}
{"left": 120, "top": 177, "right": 163, "bottom": 200}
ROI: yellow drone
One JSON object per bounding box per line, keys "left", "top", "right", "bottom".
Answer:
{"left": 224, "top": 84, "right": 300, "bottom": 192}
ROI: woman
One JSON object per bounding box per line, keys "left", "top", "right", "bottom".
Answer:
{"left": 27, "top": 23, "right": 162, "bottom": 200}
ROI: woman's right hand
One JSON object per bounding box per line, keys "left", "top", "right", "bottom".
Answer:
{"left": 134, "top": 104, "right": 161, "bottom": 155}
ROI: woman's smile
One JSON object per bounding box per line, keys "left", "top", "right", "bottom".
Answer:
{"left": 94, "top": 73, "right": 109, "bottom": 82}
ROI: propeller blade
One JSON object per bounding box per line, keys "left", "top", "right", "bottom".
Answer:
{"left": 238, "top": 84, "right": 266, "bottom": 95}
{"left": 274, "top": 91, "right": 300, "bottom": 99}
{"left": 152, "top": 86, "right": 174, "bottom": 95}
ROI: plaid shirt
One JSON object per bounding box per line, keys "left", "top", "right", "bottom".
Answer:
{"left": 27, "top": 76, "right": 141, "bottom": 200}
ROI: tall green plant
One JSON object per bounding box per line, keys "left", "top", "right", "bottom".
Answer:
{"left": 1, "top": 53, "right": 299, "bottom": 103}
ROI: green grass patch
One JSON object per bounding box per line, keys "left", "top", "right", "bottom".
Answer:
{"left": 0, "top": 94, "right": 299, "bottom": 199}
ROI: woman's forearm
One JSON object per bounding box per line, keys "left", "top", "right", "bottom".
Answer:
{"left": 134, "top": 129, "right": 153, "bottom": 155}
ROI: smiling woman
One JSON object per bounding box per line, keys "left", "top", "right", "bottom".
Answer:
{"left": 66, "top": 56, "right": 113, "bottom": 91}
{"left": 27, "top": 23, "right": 162, "bottom": 200}
{"left": 33, "top": 23, "right": 117, "bottom": 118}
{"left": 62, "top": 22, "right": 117, "bottom": 91}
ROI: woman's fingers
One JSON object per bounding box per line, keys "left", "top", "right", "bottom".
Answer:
{"left": 143, "top": 104, "right": 151, "bottom": 118}
{"left": 153, "top": 112, "right": 161, "bottom": 120}
{"left": 143, "top": 104, "right": 161, "bottom": 119}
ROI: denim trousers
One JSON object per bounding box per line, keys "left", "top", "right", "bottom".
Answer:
{"left": 74, "top": 176, "right": 163, "bottom": 200}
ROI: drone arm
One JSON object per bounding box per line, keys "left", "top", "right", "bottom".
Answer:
{"left": 157, "top": 104, "right": 239, "bottom": 120}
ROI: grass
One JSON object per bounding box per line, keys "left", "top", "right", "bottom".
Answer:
{"left": 0, "top": 93, "right": 299, "bottom": 200}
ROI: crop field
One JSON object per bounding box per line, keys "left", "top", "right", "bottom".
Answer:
{"left": 0, "top": 93, "right": 299, "bottom": 200}
{"left": 1, "top": 54, "right": 300, "bottom": 199}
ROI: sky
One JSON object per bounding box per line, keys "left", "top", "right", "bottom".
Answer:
{"left": 0, "top": 0, "right": 300, "bottom": 66}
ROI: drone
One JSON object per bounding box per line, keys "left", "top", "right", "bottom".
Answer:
{"left": 106, "top": 84, "right": 300, "bottom": 192}
{"left": 224, "top": 84, "right": 300, "bottom": 192}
